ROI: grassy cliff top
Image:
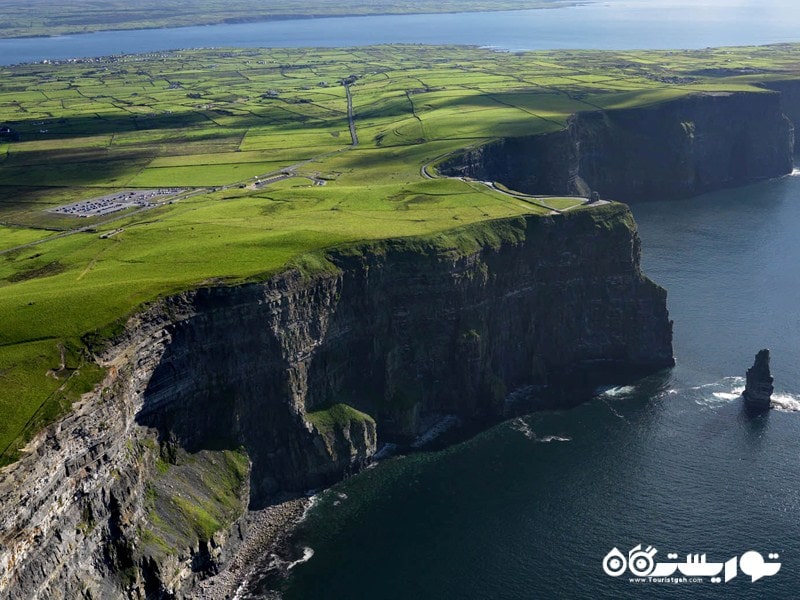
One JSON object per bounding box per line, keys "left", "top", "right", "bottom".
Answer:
{"left": 2, "top": 43, "right": 800, "bottom": 464}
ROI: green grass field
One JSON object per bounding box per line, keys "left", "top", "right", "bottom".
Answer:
{"left": 2, "top": 43, "right": 800, "bottom": 464}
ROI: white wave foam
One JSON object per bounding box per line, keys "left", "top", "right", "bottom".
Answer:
{"left": 712, "top": 392, "right": 741, "bottom": 401}
{"left": 537, "top": 435, "right": 572, "bottom": 443}
{"left": 298, "top": 494, "right": 319, "bottom": 523}
{"left": 772, "top": 393, "right": 800, "bottom": 412}
{"left": 287, "top": 547, "right": 315, "bottom": 570}
{"left": 691, "top": 377, "right": 800, "bottom": 412}
{"left": 511, "top": 417, "right": 535, "bottom": 439}
{"left": 510, "top": 418, "right": 570, "bottom": 442}
{"left": 691, "top": 377, "right": 744, "bottom": 391}
{"left": 693, "top": 377, "right": 746, "bottom": 407}
{"left": 690, "top": 383, "right": 718, "bottom": 390}
{"left": 597, "top": 385, "right": 635, "bottom": 397}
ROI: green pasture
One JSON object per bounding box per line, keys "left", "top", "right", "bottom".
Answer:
{"left": 128, "top": 161, "right": 291, "bottom": 187}
{"left": 0, "top": 225, "right": 55, "bottom": 250}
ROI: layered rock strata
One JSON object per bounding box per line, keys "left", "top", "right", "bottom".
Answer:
{"left": 0, "top": 204, "right": 673, "bottom": 598}
{"left": 441, "top": 91, "right": 795, "bottom": 202}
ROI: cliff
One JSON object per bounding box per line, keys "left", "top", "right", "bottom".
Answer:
{"left": 761, "top": 80, "right": 800, "bottom": 153}
{"left": 441, "top": 91, "right": 795, "bottom": 202}
{"left": 0, "top": 204, "right": 673, "bottom": 598}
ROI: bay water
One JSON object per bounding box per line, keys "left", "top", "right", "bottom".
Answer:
{"left": 2, "top": 0, "right": 800, "bottom": 66}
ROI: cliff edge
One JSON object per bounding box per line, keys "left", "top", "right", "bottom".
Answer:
{"left": 0, "top": 203, "right": 672, "bottom": 598}
{"left": 441, "top": 91, "right": 794, "bottom": 202}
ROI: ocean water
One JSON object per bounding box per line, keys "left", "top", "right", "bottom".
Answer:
{"left": 2, "top": 0, "right": 800, "bottom": 65}
{"left": 250, "top": 174, "right": 800, "bottom": 599}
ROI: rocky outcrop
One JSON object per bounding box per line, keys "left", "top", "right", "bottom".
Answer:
{"left": 0, "top": 204, "right": 673, "bottom": 598}
{"left": 744, "top": 349, "right": 774, "bottom": 413}
{"left": 441, "top": 91, "right": 795, "bottom": 202}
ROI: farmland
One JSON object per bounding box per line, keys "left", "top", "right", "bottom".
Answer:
{"left": 2, "top": 43, "right": 800, "bottom": 464}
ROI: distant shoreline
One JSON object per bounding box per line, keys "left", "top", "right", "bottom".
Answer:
{"left": 0, "top": 2, "right": 590, "bottom": 41}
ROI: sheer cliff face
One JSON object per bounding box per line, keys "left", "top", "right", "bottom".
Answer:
{"left": 762, "top": 80, "right": 800, "bottom": 153}
{"left": 443, "top": 91, "right": 795, "bottom": 202}
{"left": 0, "top": 205, "right": 672, "bottom": 598}
{"left": 138, "top": 205, "right": 673, "bottom": 504}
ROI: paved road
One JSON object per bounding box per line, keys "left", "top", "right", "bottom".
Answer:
{"left": 344, "top": 83, "right": 358, "bottom": 147}
{"left": 420, "top": 152, "right": 600, "bottom": 213}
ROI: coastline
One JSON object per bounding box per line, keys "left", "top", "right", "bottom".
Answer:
{"left": 0, "top": 2, "right": 589, "bottom": 41}
{"left": 6, "top": 41, "right": 800, "bottom": 597}
{"left": 196, "top": 496, "right": 310, "bottom": 599}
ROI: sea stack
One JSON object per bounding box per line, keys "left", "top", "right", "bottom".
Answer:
{"left": 743, "top": 349, "right": 774, "bottom": 412}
